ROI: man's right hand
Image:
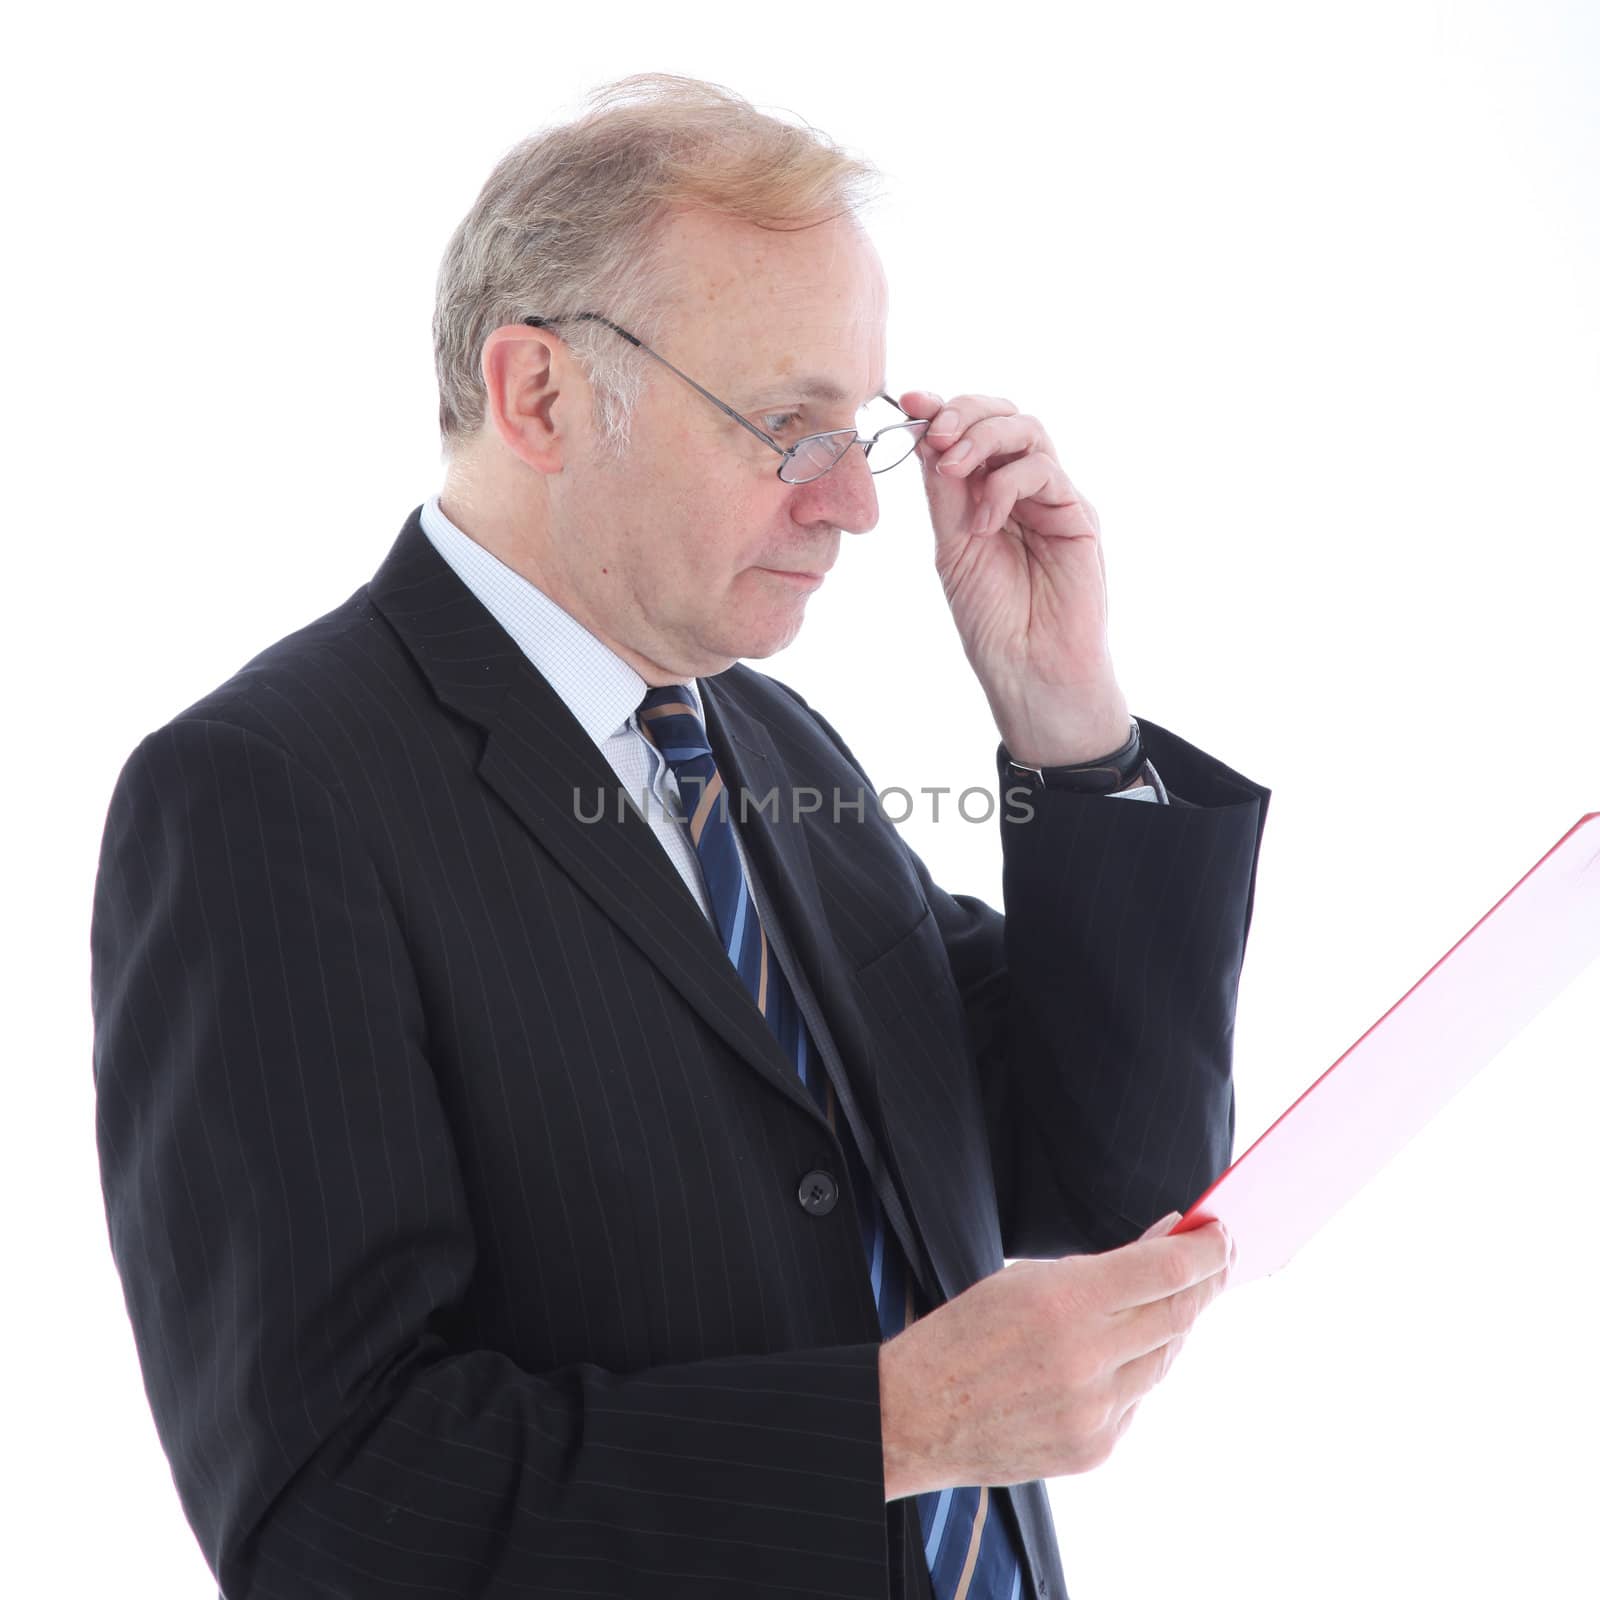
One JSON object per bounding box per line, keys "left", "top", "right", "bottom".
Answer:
{"left": 879, "top": 1213, "right": 1235, "bottom": 1501}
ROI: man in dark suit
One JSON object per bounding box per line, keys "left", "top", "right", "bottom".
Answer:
{"left": 91, "top": 76, "right": 1268, "bottom": 1600}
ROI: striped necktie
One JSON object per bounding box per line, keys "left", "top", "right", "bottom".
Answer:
{"left": 636, "top": 685, "right": 1025, "bottom": 1600}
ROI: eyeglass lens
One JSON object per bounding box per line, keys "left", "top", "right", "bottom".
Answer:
{"left": 779, "top": 420, "right": 929, "bottom": 484}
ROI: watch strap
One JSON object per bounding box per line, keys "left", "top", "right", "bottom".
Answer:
{"left": 999, "top": 717, "right": 1146, "bottom": 794}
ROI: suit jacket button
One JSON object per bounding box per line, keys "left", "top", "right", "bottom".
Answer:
{"left": 797, "top": 1170, "right": 838, "bottom": 1215}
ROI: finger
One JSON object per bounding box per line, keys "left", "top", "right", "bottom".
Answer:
{"left": 967, "top": 454, "right": 1086, "bottom": 538}
{"left": 898, "top": 389, "right": 943, "bottom": 421}
{"left": 922, "top": 393, "right": 1020, "bottom": 453}
{"left": 931, "top": 413, "right": 1052, "bottom": 479}
{"left": 900, "top": 393, "right": 958, "bottom": 469}
{"left": 927, "top": 394, "right": 1019, "bottom": 441}
{"left": 1112, "top": 1325, "right": 1192, "bottom": 1419}
{"left": 1110, "top": 1395, "right": 1142, "bottom": 1444}
{"left": 1107, "top": 1336, "right": 1179, "bottom": 1417}
{"left": 1106, "top": 1220, "right": 1229, "bottom": 1313}
{"left": 1113, "top": 1265, "right": 1227, "bottom": 1365}
{"left": 912, "top": 409, "right": 1022, "bottom": 554}
{"left": 917, "top": 410, "right": 1044, "bottom": 544}
{"left": 1138, "top": 1211, "right": 1183, "bottom": 1241}
{"left": 897, "top": 393, "right": 944, "bottom": 472}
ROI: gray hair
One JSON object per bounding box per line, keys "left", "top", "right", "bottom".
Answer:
{"left": 432, "top": 73, "right": 885, "bottom": 463}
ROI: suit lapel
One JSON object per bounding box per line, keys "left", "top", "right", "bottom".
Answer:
{"left": 703, "top": 675, "right": 991, "bottom": 1307}
{"left": 699, "top": 677, "right": 941, "bottom": 1299}
{"left": 697, "top": 676, "right": 898, "bottom": 1148}
{"left": 367, "top": 506, "right": 829, "bottom": 1132}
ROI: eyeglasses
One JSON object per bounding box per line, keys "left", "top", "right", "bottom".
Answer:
{"left": 521, "top": 312, "right": 928, "bottom": 485}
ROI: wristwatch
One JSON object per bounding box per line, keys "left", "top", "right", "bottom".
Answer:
{"left": 999, "top": 717, "right": 1154, "bottom": 795}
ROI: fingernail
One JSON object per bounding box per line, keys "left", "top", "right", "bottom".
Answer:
{"left": 932, "top": 409, "right": 960, "bottom": 436}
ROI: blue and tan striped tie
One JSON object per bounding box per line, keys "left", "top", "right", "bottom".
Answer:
{"left": 637, "top": 685, "right": 1025, "bottom": 1600}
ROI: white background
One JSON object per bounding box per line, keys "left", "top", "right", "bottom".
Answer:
{"left": 5, "top": 2, "right": 1597, "bottom": 1596}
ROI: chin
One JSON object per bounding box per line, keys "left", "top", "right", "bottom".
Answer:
{"left": 720, "top": 611, "right": 808, "bottom": 663}
{"left": 698, "top": 579, "right": 815, "bottom": 664}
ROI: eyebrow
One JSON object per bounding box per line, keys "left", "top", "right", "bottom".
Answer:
{"left": 749, "top": 374, "right": 890, "bottom": 408}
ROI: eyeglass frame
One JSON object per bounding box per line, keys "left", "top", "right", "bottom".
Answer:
{"left": 520, "top": 312, "right": 928, "bottom": 484}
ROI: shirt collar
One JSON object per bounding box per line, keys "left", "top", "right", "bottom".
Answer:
{"left": 419, "top": 492, "right": 704, "bottom": 744}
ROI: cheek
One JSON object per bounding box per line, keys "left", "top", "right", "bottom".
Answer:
{"left": 681, "top": 475, "right": 790, "bottom": 579}
{"left": 622, "top": 420, "right": 795, "bottom": 576}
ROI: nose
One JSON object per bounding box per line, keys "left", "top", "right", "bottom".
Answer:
{"left": 796, "top": 440, "right": 880, "bottom": 535}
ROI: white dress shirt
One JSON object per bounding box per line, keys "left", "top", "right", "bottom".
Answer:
{"left": 417, "top": 494, "right": 1161, "bottom": 921}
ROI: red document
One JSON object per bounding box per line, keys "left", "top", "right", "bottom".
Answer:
{"left": 1178, "top": 812, "right": 1600, "bottom": 1286}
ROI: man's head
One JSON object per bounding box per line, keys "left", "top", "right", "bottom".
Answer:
{"left": 432, "top": 74, "right": 893, "bottom": 685}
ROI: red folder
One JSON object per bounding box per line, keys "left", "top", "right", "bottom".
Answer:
{"left": 1177, "top": 813, "right": 1600, "bottom": 1286}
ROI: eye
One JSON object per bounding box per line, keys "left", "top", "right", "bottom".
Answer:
{"left": 760, "top": 411, "right": 804, "bottom": 434}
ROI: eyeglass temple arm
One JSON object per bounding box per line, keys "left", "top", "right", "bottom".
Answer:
{"left": 526, "top": 312, "right": 914, "bottom": 441}
{"left": 524, "top": 313, "right": 789, "bottom": 459}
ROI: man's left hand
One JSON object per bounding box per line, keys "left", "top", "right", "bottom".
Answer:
{"left": 900, "top": 388, "right": 1131, "bottom": 769}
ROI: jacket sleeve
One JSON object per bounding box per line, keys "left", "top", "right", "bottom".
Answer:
{"left": 89, "top": 717, "right": 892, "bottom": 1600}
{"left": 770, "top": 684, "right": 1271, "bottom": 1263}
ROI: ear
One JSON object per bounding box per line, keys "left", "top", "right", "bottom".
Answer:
{"left": 480, "top": 324, "right": 585, "bottom": 473}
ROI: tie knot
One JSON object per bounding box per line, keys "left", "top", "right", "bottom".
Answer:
{"left": 636, "top": 684, "right": 710, "bottom": 765}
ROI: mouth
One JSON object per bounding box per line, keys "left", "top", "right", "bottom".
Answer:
{"left": 758, "top": 566, "right": 828, "bottom": 586}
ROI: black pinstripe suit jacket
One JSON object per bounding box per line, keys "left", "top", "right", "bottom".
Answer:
{"left": 89, "top": 504, "right": 1271, "bottom": 1600}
